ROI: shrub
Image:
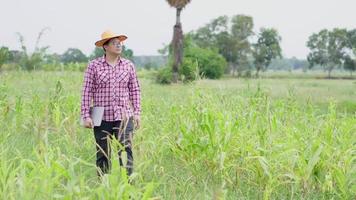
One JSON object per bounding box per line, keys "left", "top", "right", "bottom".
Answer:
{"left": 179, "top": 57, "right": 199, "bottom": 83}
{"left": 156, "top": 67, "right": 172, "bottom": 84}
{"left": 185, "top": 47, "right": 226, "bottom": 79}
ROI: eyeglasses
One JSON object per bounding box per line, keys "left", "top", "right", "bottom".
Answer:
{"left": 110, "top": 41, "right": 122, "bottom": 48}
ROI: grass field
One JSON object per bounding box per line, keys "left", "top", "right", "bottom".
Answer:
{"left": 0, "top": 71, "right": 355, "bottom": 199}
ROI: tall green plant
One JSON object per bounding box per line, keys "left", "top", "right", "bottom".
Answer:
{"left": 16, "top": 27, "right": 50, "bottom": 71}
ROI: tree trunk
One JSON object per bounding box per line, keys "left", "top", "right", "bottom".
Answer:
{"left": 171, "top": 8, "right": 183, "bottom": 83}
{"left": 229, "top": 62, "right": 235, "bottom": 77}
{"left": 255, "top": 66, "right": 261, "bottom": 78}
{"left": 326, "top": 64, "right": 334, "bottom": 79}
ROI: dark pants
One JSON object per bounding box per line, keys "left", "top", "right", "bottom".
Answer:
{"left": 93, "top": 117, "right": 134, "bottom": 177}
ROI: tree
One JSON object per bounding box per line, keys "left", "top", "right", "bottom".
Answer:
{"left": 344, "top": 29, "right": 356, "bottom": 76}
{"left": 230, "top": 15, "right": 254, "bottom": 76}
{"left": 17, "top": 27, "right": 50, "bottom": 71}
{"left": 306, "top": 28, "right": 348, "bottom": 78}
{"left": 192, "top": 16, "right": 229, "bottom": 49}
{"left": 61, "top": 48, "right": 88, "bottom": 64}
{"left": 155, "top": 35, "right": 226, "bottom": 84}
{"left": 166, "top": 0, "right": 192, "bottom": 83}
{"left": 8, "top": 50, "right": 22, "bottom": 63}
{"left": 89, "top": 47, "right": 104, "bottom": 60}
{"left": 191, "top": 15, "right": 254, "bottom": 77}
{"left": 289, "top": 57, "right": 309, "bottom": 70}
{"left": 44, "top": 53, "right": 61, "bottom": 64}
{"left": 344, "top": 56, "right": 356, "bottom": 76}
{"left": 252, "top": 28, "right": 282, "bottom": 77}
{"left": 185, "top": 47, "right": 226, "bottom": 79}
{"left": 184, "top": 36, "right": 227, "bottom": 79}
{"left": 348, "top": 29, "right": 356, "bottom": 53}
{"left": 328, "top": 28, "right": 349, "bottom": 75}
{"left": 0, "top": 47, "right": 10, "bottom": 71}
{"left": 143, "top": 62, "right": 155, "bottom": 70}
{"left": 122, "top": 46, "right": 134, "bottom": 60}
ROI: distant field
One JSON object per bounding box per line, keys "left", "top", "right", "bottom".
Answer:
{"left": 0, "top": 71, "right": 355, "bottom": 199}
{"left": 258, "top": 69, "right": 356, "bottom": 80}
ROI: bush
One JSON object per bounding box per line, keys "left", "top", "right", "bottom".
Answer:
{"left": 155, "top": 35, "right": 227, "bottom": 84}
{"left": 65, "top": 62, "right": 87, "bottom": 71}
{"left": 40, "top": 62, "right": 86, "bottom": 71}
{"left": 42, "top": 63, "right": 62, "bottom": 71}
{"left": 179, "top": 57, "right": 199, "bottom": 83}
{"left": 185, "top": 47, "right": 226, "bottom": 79}
{"left": 156, "top": 58, "right": 199, "bottom": 84}
{"left": 156, "top": 67, "right": 172, "bottom": 84}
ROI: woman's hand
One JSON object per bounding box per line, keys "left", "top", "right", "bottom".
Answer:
{"left": 84, "top": 118, "right": 93, "bottom": 128}
{"left": 133, "top": 115, "right": 140, "bottom": 130}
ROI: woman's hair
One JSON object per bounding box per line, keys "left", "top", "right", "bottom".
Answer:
{"left": 102, "top": 39, "right": 112, "bottom": 52}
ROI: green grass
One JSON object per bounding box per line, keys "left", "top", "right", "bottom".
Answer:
{"left": 0, "top": 71, "right": 355, "bottom": 199}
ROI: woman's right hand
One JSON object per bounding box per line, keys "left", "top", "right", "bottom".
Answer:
{"left": 84, "top": 118, "right": 93, "bottom": 128}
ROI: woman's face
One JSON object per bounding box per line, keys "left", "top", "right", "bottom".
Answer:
{"left": 104, "top": 38, "right": 123, "bottom": 55}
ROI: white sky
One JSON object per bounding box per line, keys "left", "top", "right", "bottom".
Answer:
{"left": 0, "top": 0, "right": 355, "bottom": 59}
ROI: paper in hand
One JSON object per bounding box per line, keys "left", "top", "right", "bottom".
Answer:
{"left": 80, "top": 107, "right": 104, "bottom": 127}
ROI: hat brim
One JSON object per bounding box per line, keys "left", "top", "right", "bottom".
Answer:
{"left": 95, "top": 35, "right": 128, "bottom": 47}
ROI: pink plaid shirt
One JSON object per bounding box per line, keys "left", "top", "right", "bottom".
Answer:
{"left": 81, "top": 56, "right": 141, "bottom": 121}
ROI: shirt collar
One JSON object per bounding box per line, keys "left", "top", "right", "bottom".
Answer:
{"left": 101, "top": 55, "right": 122, "bottom": 66}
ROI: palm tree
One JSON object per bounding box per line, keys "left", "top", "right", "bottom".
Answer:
{"left": 166, "top": 0, "right": 191, "bottom": 83}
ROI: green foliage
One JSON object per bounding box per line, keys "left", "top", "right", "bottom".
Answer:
{"left": 143, "top": 62, "right": 155, "bottom": 70}
{"left": 348, "top": 29, "right": 356, "bottom": 48}
{"left": 16, "top": 28, "right": 50, "bottom": 71}
{"left": 253, "top": 28, "right": 282, "bottom": 77}
{"left": 41, "top": 62, "right": 87, "bottom": 72}
{"left": 191, "top": 15, "right": 255, "bottom": 76}
{"left": 307, "top": 29, "right": 329, "bottom": 68}
{"left": 191, "top": 15, "right": 229, "bottom": 50}
{"left": 307, "top": 28, "right": 349, "bottom": 78}
{"left": 0, "top": 47, "right": 10, "bottom": 70}
{"left": 64, "top": 62, "right": 87, "bottom": 71}
{"left": 43, "top": 53, "right": 61, "bottom": 64}
{"left": 156, "top": 35, "right": 226, "bottom": 83}
{"left": 185, "top": 45, "right": 227, "bottom": 79}
{"left": 61, "top": 48, "right": 88, "bottom": 64}
{"left": 156, "top": 67, "right": 172, "bottom": 84}
{"left": 230, "top": 15, "right": 254, "bottom": 76}
{"left": 19, "top": 52, "right": 45, "bottom": 71}
{"left": 179, "top": 57, "right": 198, "bottom": 82}
{"left": 122, "top": 46, "right": 134, "bottom": 60}
{"left": 0, "top": 71, "right": 355, "bottom": 199}
{"left": 155, "top": 52, "right": 199, "bottom": 84}
{"left": 343, "top": 56, "right": 356, "bottom": 75}
{"left": 8, "top": 50, "right": 22, "bottom": 63}
{"left": 344, "top": 29, "right": 356, "bottom": 75}
{"left": 89, "top": 47, "right": 105, "bottom": 60}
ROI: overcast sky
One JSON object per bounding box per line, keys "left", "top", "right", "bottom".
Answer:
{"left": 0, "top": 0, "right": 355, "bottom": 59}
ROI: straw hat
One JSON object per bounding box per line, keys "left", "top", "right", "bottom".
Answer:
{"left": 95, "top": 30, "right": 128, "bottom": 47}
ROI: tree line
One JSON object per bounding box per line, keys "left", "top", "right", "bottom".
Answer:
{"left": 158, "top": 14, "right": 356, "bottom": 84}
{"left": 0, "top": 28, "right": 133, "bottom": 71}
{"left": 0, "top": 14, "right": 355, "bottom": 80}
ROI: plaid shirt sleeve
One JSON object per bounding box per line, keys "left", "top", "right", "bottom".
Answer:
{"left": 81, "top": 62, "right": 95, "bottom": 120}
{"left": 128, "top": 62, "right": 141, "bottom": 117}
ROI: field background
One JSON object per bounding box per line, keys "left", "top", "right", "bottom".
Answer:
{"left": 0, "top": 70, "right": 355, "bottom": 199}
